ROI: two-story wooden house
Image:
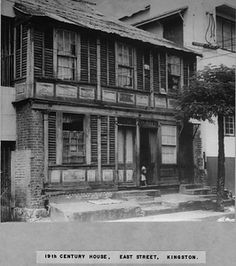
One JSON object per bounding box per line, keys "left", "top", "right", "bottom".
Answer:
{"left": 2, "top": 0, "right": 199, "bottom": 211}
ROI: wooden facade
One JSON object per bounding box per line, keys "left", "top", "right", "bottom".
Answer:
{"left": 2, "top": 5, "right": 197, "bottom": 194}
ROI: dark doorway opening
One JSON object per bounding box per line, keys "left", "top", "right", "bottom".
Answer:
{"left": 140, "top": 128, "right": 158, "bottom": 185}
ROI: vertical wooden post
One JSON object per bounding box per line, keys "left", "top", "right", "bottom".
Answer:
{"left": 56, "top": 112, "right": 62, "bottom": 165}
{"left": 97, "top": 116, "right": 102, "bottom": 182}
{"left": 156, "top": 124, "right": 162, "bottom": 185}
{"left": 43, "top": 113, "right": 49, "bottom": 183}
{"left": 115, "top": 117, "right": 118, "bottom": 185}
{"left": 136, "top": 119, "right": 140, "bottom": 186}
{"left": 97, "top": 38, "right": 101, "bottom": 101}
{"left": 26, "top": 27, "right": 34, "bottom": 98}
{"left": 85, "top": 115, "right": 91, "bottom": 165}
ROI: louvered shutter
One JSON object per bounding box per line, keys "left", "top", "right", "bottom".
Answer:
{"left": 136, "top": 48, "right": 143, "bottom": 90}
{"left": 34, "top": 30, "right": 43, "bottom": 77}
{"left": 153, "top": 51, "right": 159, "bottom": 92}
{"left": 108, "top": 41, "right": 115, "bottom": 86}
{"left": 81, "top": 35, "right": 89, "bottom": 82}
{"left": 183, "top": 59, "right": 189, "bottom": 87}
{"left": 160, "top": 52, "right": 166, "bottom": 91}
{"left": 89, "top": 36, "right": 97, "bottom": 83}
{"left": 48, "top": 113, "right": 57, "bottom": 165}
{"left": 100, "top": 39, "right": 108, "bottom": 86}
{"left": 109, "top": 116, "right": 115, "bottom": 164}
{"left": 21, "top": 25, "right": 27, "bottom": 77}
{"left": 15, "top": 25, "right": 21, "bottom": 79}
{"left": 44, "top": 29, "right": 53, "bottom": 77}
{"left": 101, "top": 116, "right": 108, "bottom": 164}
{"left": 91, "top": 115, "right": 98, "bottom": 163}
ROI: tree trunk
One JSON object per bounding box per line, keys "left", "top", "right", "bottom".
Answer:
{"left": 216, "top": 115, "right": 225, "bottom": 211}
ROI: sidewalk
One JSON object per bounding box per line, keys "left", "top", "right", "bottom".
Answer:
{"left": 37, "top": 190, "right": 235, "bottom": 223}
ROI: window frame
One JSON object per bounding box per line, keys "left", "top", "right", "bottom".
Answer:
{"left": 216, "top": 15, "right": 235, "bottom": 52}
{"left": 167, "top": 54, "right": 181, "bottom": 93}
{"left": 54, "top": 28, "right": 80, "bottom": 81}
{"left": 116, "top": 42, "right": 135, "bottom": 88}
{"left": 62, "top": 113, "right": 86, "bottom": 164}
{"left": 161, "top": 124, "right": 177, "bottom": 165}
{"left": 224, "top": 116, "right": 235, "bottom": 136}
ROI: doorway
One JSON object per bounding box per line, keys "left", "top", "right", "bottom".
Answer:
{"left": 140, "top": 128, "right": 158, "bottom": 185}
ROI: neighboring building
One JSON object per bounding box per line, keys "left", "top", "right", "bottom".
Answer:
{"left": 1, "top": 0, "right": 199, "bottom": 218}
{"left": 120, "top": 0, "right": 235, "bottom": 193}
{"left": 1, "top": 0, "right": 16, "bottom": 221}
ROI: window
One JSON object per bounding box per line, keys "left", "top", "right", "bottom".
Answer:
{"left": 62, "top": 114, "right": 85, "bottom": 164}
{"left": 161, "top": 125, "right": 177, "bottom": 164}
{"left": 57, "top": 29, "right": 77, "bottom": 80}
{"left": 168, "top": 55, "right": 181, "bottom": 92}
{"left": 1, "top": 16, "right": 14, "bottom": 86}
{"left": 117, "top": 43, "right": 134, "bottom": 88}
{"left": 224, "top": 116, "right": 235, "bottom": 136}
{"left": 217, "top": 16, "right": 235, "bottom": 52}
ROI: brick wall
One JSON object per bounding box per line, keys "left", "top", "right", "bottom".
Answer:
{"left": 15, "top": 103, "right": 44, "bottom": 208}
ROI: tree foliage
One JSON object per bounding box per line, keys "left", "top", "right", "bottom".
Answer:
{"left": 177, "top": 64, "right": 235, "bottom": 122}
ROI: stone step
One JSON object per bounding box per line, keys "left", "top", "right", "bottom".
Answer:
{"left": 111, "top": 189, "right": 161, "bottom": 199}
{"left": 183, "top": 188, "right": 212, "bottom": 195}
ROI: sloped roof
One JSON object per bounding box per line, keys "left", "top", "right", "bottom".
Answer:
{"left": 14, "top": 0, "right": 200, "bottom": 56}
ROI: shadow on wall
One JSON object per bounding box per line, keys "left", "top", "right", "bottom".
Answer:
{"left": 207, "top": 157, "right": 235, "bottom": 194}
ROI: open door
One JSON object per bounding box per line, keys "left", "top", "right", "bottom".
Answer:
{"left": 140, "top": 128, "right": 158, "bottom": 185}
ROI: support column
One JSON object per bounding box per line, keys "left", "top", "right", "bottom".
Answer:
{"left": 97, "top": 116, "right": 102, "bottom": 182}
{"left": 136, "top": 119, "right": 140, "bottom": 186}
{"left": 115, "top": 117, "right": 118, "bottom": 185}
{"left": 97, "top": 38, "right": 101, "bottom": 101}
{"left": 43, "top": 113, "right": 48, "bottom": 183}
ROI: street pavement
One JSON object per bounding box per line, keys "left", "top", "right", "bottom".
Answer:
{"left": 108, "top": 207, "right": 235, "bottom": 222}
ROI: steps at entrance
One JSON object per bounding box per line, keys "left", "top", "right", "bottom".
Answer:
{"left": 179, "top": 184, "right": 212, "bottom": 195}
{"left": 111, "top": 189, "right": 161, "bottom": 199}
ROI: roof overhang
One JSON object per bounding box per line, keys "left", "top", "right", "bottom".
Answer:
{"left": 216, "top": 4, "right": 236, "bottom": 21}
{"left": 13, "top": 1, "right": 200, "bottom": 57}
{"left": 132, "top": 6, "right": 188, "bottom": 27}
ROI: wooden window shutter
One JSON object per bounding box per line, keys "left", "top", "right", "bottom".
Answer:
{"left": 160, "top": 52, "right": 166, "bottom": 91}
{"left": 100, "top": 38, "right": 108, "bottom": 86}
{"left": 90, "top": 115, "right": 98, "bottom": 163}
{"left": 101, "top": 116, "right": 108, "bottom": 164}
{"left": 108, "top": 41, "right": 116, "bottom": 86}
{"left": 136, "top": 48, "right": 144, "bottom": 90}
{"left": 109, "top": 116, "right": 115, "bottom": 164}
{"left": 48, "top": 112, "right": 57, "bottom": 165}
{"left": 89, "top": 36, "right": 97, "bottom": 84}
{"left": 183, "top": 59, "right": 189, "bottom": 87}
{"left": 153, "top": 51, "right": 159, "bottom": 92}
{"left": 15, "top": 24, "right": 27, "bottom": 79}
{"left": 34, "top": 30, "right": 43, "bottom": 77}
{"left": 44, "top": 28, "right": 53, "bottom": 77}
{"left": 81, "top": 34, "right": 89, "bottom": 82}
{"left": 21, "top": 24, "right": 28, "bottom": 77}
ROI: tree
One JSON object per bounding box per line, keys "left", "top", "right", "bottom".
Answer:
{"left": 177, "top": 64, "right": 235, "bottom": 211}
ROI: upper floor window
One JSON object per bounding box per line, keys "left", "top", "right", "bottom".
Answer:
{"left": 224, "top": 116, "right": 235, "bottom": 136}
{"left": 1, "top": 16, "right": 14, "bottom": 86}
{"left": 117, "top": 43, "right": 134, "bottom": 88}
{"left": 144, "top": 51, "right": 150, "bottom": 91}
{"left": 168, "top": 55, "right": 181, "bottom": 93}
{"left": 57, "top": 29, "right": 78, "bottom": 80}
{"left": 216, "top": 16, "right": 235, "bottom": 52}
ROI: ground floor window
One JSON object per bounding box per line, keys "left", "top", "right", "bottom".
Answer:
{"left": 62, "top": 113, "right": 85, "bottom": 164}
{"left": 161, "top": 125, "right": 177, "bottom": 164}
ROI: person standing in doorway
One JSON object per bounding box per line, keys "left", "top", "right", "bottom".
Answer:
{"left": 140, "top": 166, "right": 147, "bottom": 186}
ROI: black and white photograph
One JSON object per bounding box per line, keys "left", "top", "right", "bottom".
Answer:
{"left": 0, "top": 0, "right": 235, "bottom": 265}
